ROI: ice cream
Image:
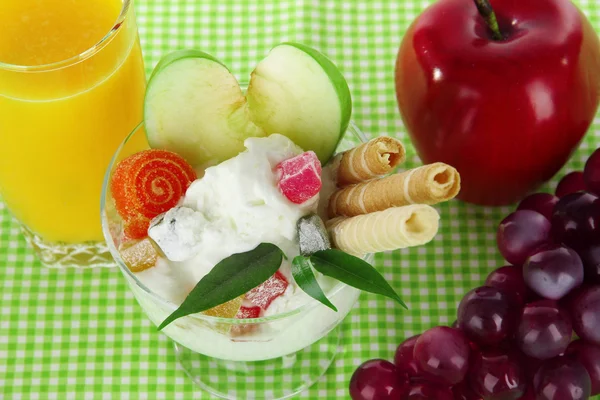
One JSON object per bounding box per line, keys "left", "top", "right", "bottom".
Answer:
{"left": 141, "top": 134, "right": 337, "bottom": 318}
{"left": 108, "top": 130, "right": 450, "bottom": 361}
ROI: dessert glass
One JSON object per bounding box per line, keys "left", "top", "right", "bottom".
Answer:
{"left": 101, "top": 120, "right": 369, "bottom": 399}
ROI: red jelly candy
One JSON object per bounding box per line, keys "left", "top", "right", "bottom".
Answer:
{"left": 231, "top": 306, "right": 261, "bottom": 337}
{"left": 236, "top": 306, "right": 261, "bottom": 319}
{"left": 110, "top": 149, "right": 196, "bottom": 238}
{"left": 245, "top": 271, "right": 288, "bottom": 310}
{"left": 276, "top": 151, "right": 322, "bottom": 204}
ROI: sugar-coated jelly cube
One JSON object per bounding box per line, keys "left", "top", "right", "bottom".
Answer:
{"left": 245, "top": 271, "right": 288, "bottom": 310}
{"left": 231, "top": 306, "right": 262, "bottom": 337}
{"left": 297, "top": 213, "right": 331, "bottom": 256}
{"left": 276, "top": 151, "right": 322, "bottom": 204}
{"left": 202, "top": 296, "right": 243, "bottom": 319}
{"left": 148, "top": 207, "right": 207, "bottom": 262}
{"left": 119, "top": 238, "right": 159, "bottom": 272}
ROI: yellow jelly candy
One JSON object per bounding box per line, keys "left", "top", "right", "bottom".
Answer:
{"left": 202, "top": 296, "right": 243, "bottom": 319}
{"left": 119, "top": 238, "right": 159, "bottom": 272}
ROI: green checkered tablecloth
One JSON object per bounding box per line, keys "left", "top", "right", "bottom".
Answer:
{"left": 2, "top": 0, "right": 600, "bottom": 398}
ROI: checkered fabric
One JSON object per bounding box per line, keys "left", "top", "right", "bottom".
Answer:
{"left": 1, "top": 0, "right": 600, "bottom": 398}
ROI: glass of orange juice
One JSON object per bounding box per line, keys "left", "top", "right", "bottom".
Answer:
{"left": 0, "top": 0, "right": 148, "bottom": 267}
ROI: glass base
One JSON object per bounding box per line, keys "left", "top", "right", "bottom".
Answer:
{"left": 174, "top": 324, "right": 344, "bottom": 399}
{"left": 21, "top": 227, "right": 115, "bottom": 268}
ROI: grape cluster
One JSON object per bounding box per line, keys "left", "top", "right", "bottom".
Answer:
{"left": 349, "top": 149, "right": 600, "bottom": 400}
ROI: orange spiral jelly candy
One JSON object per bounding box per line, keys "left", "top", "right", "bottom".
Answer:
{"left": 110, "top": 149, "right": 197, "bottom": 239}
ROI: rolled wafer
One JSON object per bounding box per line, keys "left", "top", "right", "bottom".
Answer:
{"left": 328, "top": 162, "right": 460, "bottom": 218}
{"left": 327, "top": 205, "right": 440, "bottom": 256}
{"left": 336, "top": 137, "right": 406, "bottom": 186}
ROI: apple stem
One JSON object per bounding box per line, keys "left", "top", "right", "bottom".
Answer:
{"left": 474, "top": 0, "right": 503, "bottom": 41}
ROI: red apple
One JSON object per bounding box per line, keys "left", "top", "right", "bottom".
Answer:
{"left": 395, "top": 0, "right": 600, "bottom": 206}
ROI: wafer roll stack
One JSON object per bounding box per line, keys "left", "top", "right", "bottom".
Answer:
{"left": 328, "top": 162, "right": 460, "bottom": 218}
{"left": 336, "top": 137, "right": 406, "bottom": 186}
{"left": 327, "top": 205, "right": 440, "bottom": 256}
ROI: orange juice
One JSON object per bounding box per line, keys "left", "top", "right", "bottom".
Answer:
{"left": 0, "top": 0, "right": 147, "bottom": 244}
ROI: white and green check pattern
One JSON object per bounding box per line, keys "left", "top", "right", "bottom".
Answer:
{"left": 1, "top": 0, "right": 600, "bottom": 398}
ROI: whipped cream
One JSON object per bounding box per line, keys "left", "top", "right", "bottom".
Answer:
{"left": 140, "top": 134, "right": 336, "bottom": 316}
{"left": 124, "top": 134, "right": 364, "bottom": 361}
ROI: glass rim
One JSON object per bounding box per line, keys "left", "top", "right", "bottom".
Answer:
{"left": 101, "top": 119, "right": 369, "bottom": 325}
{"left": 0, "top": 0, "right": 132, "bottom": 72}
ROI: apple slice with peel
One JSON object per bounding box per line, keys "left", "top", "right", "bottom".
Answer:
{"left": 144, "top": 50, "right": 266, "bottom": 167}
{"left": 246, "top": 43, "right": 352, "bottom": 163}
{"left": 145, "top": 44, "right": 351, "bottom": 166}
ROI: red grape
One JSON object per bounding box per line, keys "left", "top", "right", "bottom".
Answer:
{"left": 533, "top": 356, "right": 591, "bottom": 400}
{"left": 566, "top": 339, "right": 600, "bottom": 395}
{"left": 518, "top": 387, "right": 536, "bottom": 400}
{"left": 394, "top": 335, "right": 420, "bottom": 378}
{"left": 517, "top": 193, "right": 559, "bottom": 220}
{"left": 516, "top": 300, "right": 572, "bottom": 360}
{"left": 555, "top": 171, "right": 587, "bottom": 198}
{"left": 349, "top": 359, "right": 408, "bottom": 400}
{"left": 584, "top": 148, "right": 600, "bottom": 196}
{"left": 394, "top": 335, "right": 437, "bottom": 383}
{"left": 403, "top": 382, "right": 453, "bottom": 400}
{"left": 578, "top": 244, "right": 600, "bottom": 283}
{"left": 497, "top": 210, "right": 551, "bottom": 265}
{"left": 469, "top": 349, "right": 527, "bottom": 400}
{"left": 413, "top": 326, "right": 470, "bottom": 385}
{"left": 485, "top": 266, "right": 529, "bottom": 306}
{"left": 452, "top": 381, "right": 483, "bottom": 400}
{"left": 457, "top": 286, "right": 518, "bottom": 346}
{"left": 551, "top": 191, "right": 600, "bottom": 250}
{"left": 570, "top": 285, "right": 600, "bottom": 346}
{"left": 520, "top": 350, "right": 544, "bottom": 380}
{"left": 522, "top": 244, "right": 584, "bottom": 300}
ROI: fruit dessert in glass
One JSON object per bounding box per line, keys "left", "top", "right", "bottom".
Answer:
{"left": 101, "top": 43, "right": 461, "bottom": 399}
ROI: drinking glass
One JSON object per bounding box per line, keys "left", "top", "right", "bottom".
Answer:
{"left": 101, "top": 121, "right": 369, "bottom": 399}
{"left": 0, "top": 0, "right": 147, "bottom": 267}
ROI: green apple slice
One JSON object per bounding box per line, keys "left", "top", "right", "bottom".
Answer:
{"left": 144, "top": 50, "right": 266, "bottom": 166}
{"left": 144, "top": 45, "right": 351, "bottom": 166}
{"left": 247, "top": 43, "right": 352, "bottom": 163}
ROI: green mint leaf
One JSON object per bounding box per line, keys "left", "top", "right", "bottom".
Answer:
{"left": 157, "top": 243, "right": 284, "bottom": 330}
{"left": 291, "top": 256, "right": 337, "bottom": 312}
{"left": 310, "top": 249, "right": 407, "bottom": 309}
{"left": 297, "top": 214, "right": 331, "bottom": 256}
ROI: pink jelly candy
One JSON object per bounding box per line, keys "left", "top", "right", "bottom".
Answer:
{"left": 231, "top": 306, "right": 262, "bottom": 337}
{"left": 245, "top": 271, "right": 288, "bottom": 310}
{"left": 276, "top": 151, "right": 322, "bottom": 204}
